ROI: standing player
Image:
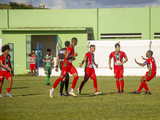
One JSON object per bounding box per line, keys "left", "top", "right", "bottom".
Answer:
{"left": 49, "top": 37, "right": 79, "bottom": 98}
{"left": 78, "top": 45, "right": 102, "bottom": 95}
{"left": 109, "top": 43, "right": 128, "bottom": 94}
{"left": 43, "top": 49, "right": 54, "bottom": 85}
{"left": 133, "top": 50, "right": 156, "bottom": 94}
{"left": 55, "top": 41, "right": 70, "bottom": 96}
{"left": 0, "top": 45, "right": 13, "bottom": 97}
{"left": 29, "top": 51, "right": 37, "bottom": 76}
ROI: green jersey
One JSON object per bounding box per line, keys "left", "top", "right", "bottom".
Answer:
{"left": 43, "top": 54, "right": 54, "bottom": 67}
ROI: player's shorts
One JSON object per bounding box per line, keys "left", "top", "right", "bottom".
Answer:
{"left": 45, "top": 67, "right": 52, "bottom": 75}
{"left": 0, "top": 71, "right": 12, "bottom": 81}
{"left": 85, "top": 68, "right": 97, "bottom": 80}
{"left": 142, "top": 71, "right": 156, "bottom": 82}
{"left": 60, "top": 63, "right": 69, "bottom": 79}
{"left": 30, "top": 64, "right": 36, "bottom": 70}
{"left": 114, "top": 67, "right": 123, "bottom": 79}
{"left": 61, "top": 65, "right": 77, "bottom": 76}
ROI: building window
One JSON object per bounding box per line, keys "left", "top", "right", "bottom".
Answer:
{"left": 154, "top": 33, "right": 160, "bottom": 38}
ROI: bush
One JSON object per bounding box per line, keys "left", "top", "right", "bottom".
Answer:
{"left": 9, "top": 2, "right": 33, "bottom": 9}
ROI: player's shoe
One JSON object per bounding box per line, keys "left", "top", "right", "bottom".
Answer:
{"left": 49, "top": 89, "right": 53, "bottom": 98}
{"left": 133, "top": 91, "right": 140, "bottom": 94}
{"left": 6, "top": 93, "right": 12, "bottom": 97}
{"left": 46, "top": 83, "right": 50, "bottom": 85}
{"left": 0, "top": 94, "right": 3, "bottom": 97}
{"left": 117, "top": 90, "right": 121, "bottom": 94}
{"left": 34, "top": 74, "right": 36, "bottom": 76}
{"left": 77, "top": 88, "right": 81, "bottom": 95}
{"left": 69, "top": 91, "right": 77, "bottom": 97}
{"left": 145, "top": 91, "right": 152, "bottom": 95}
{"left": 121, "top": 90, "right": 124, "bottom": 94}
{"left": 65, "top": 91, "right": 70, "bottom": 96}
{"left": 58, "top": 93, "right": 64, "bottom": 96}
{"left": 95, "top": 91, "right": 102, "bottom": 95}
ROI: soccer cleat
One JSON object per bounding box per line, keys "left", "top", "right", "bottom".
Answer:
{"left": 34, "top": 74, "right": 36, "bottom": 76}
{"left": 65, "top": 91, "right": 70, "bottom": 96}
{"left": 58, "top": 93, "right": 64, "bottom": 96}
{"left": 117, "top": 90, "right": 121, "bottom": 94}
{"left": 145, "top": 91, "right": 152, "bottom": 95}
{"left": 69, "top": 91, "right": 77, "bottom": 97}
{"left": 133, "top": 91, "right": 140, "bottom": 94}
{"left": 0, "top": 94, "right": 3, "bottom": 97}
{"left": 121, "top": 90, "right": 124, "bottom": 94}
{"left": 49, "top": 89, "right": 53, "bottom": 98}
{"left": 95, "top": 91, "right": 102, "bottom": 95}
{"left": 77, "top": 88, "right": 81, "bottom": 95}
{"left": 46, "top": 83, "right": 50, "bottom": 85}
{"left": 6, "top": 93, "right": 12, "bottom": 97}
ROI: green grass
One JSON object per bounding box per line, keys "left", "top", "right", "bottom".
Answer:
{"left": 0, "top": 76, "right": 160, "bottom": 120}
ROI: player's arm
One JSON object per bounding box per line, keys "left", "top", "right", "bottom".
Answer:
{"left": 119, "top": 57, "right": 128, "bottom": 66}
{"left": 141, "top": 56, "right": 147, "bottom": 60}
{"left": 65, "top": 51, "right": 78, "bottom": 60}
{"left": 108, "top": 57, "right": 112, "bottom": 70}
{"left": 0, "top": 61, "right": 12, "bottom": 71}
{"left": 79, "top": 56, "right": 87, "bottom": 67}
{"left": 55, "top": 56, "right": 59, "bottom": 72}
{"left": 9, "top": 62, "right": 13, "bottom": 75}
{"left": 135, "top": 59, "right": 146, "bottom": 67}
{"left": 43, "top": 57, "right": 45, "bottom": 71}
{"left": 28, "top": 51, "right": 32, "bottom": 56}
{"left": 52, "top": 58, "right": 54, "bottom": 69}
{"left": 93, "top": 55, "right": 98, "bottom": 68}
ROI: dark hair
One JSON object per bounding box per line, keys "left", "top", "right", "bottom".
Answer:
{"left": 65, "top": 41, "right": 70, "bottom": 47}
{"left": 2, "top": 44, "right": 10, "bottom": 52}
{"left": 47, "top": 49, "right": 51, "bottom": 52}
{"left": 115, "top": 43, "right": 120, "bottom": 48}
{"left": 148, "top": 50, "right": 153, "bottom": 56}
{"left": 90, "top": 44, "right": 95, "bottom": 48}
{"left": 72, "top": 37, "right": 77, "bottom": 42}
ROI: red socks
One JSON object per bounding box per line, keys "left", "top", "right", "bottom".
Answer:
{"left": 52, "top": 77, "right": 63, "bottom": 89}
{"left": 137, "top": 82, "right": 149, "bottom": 92}
{"left": 93, "top": 79, "right": 98, "bottom": 93}
{"left": 7, "top": 88, "right": 11, "bottom": 93}
{"left": 120, "top": 80, "right": 124, "bottom": 91}
{"left": 71, "top": 76, "right": 79, "bottom": 89}
{"left": 0, "top": 88, "right": 1, "bottom": 94}
{"left": 116, "top": 81, "right": 120, "bottom": 91}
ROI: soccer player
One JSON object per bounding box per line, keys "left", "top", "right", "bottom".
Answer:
{"left": 133, "top": 50, "right": 156, "bottom": 94}
{"left": 78, "top": 45, "right": 102, "bottom": 95}
{"left": 55, "top": 41, "right": 70, "bottom": 96}
{"left": 0, "top": 45, "right": 13, "bottom": 97}
{"left": 29, "top": 51, "right": 37, "bottom": 76}
{"left": 49, "top": 37, "right": 79, "bottom": 98}
{"left": 109, "top": 43, "right": 128, "bottom": 94}
{"left": 43, "top": 49, "right": 54, "bottom": 85}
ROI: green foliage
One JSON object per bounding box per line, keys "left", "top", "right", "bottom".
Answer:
{"left": 0, "top": 76, "right": 160, "bottom": 120}
{"left": 9, "top": 2, "right": 33, "bottom": 9}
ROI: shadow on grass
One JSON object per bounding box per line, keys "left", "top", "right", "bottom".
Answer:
{"left": 80, "top": 92, "right": 108, "bottom": 97}
{"left": 108, "top": 92, "right": 119, "bottom": 94}
{"left": 12, "top": 87, "right": 29, "bottom": 89}
{"left": 14, "top": 93, "right": 45, "bottom": 97}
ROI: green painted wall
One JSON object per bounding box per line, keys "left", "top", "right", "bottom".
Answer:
{"left": 98, "top": 7, "right": 150, "bottom": 40}
{"left": 0, "top": 10, "right": 8, "bottom": 28}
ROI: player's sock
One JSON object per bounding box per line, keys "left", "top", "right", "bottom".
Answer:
{"left": 0, "top": 88, "right": 1, "bottom": 94}
{"left": 65, "top": 79, "right": 69, "bottom": 92}
{"left": 71, "top": 76, "right": 79, "bottom": 89}
{"left": 60, "top": 81, "right": 65, "bottom": 94}
{"left": 70, "top": 88, "right": 74, "bottom": 92}
{"left": 46, "top": 74, "right": 50, "bottom": 84}
{"left": 7, "top": 88, "right": 11, "bottom": 93}
{"left": 52, "top": 77, "right": 63, "bottom": 89}
{"left": 120, "top": 80, "right": 124, "bottom": 91}
{"left": 116, "top": 80, "right": 120, "bottom": 91}
{"left": 79, "top": 78, "right": 88, "bottom": 90}
{"left": 93, "top": 79, "right": 98, "bottom": 93}
{"left": 137, "top": 82, "right": 145, "bottom": 92}
{"left": 143, "top": 82, "right": 149, "bottom": 92}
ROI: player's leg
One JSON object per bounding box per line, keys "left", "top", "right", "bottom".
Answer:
{"left": 33, "top": 64, "right": 36, "bottom": 76}
{"left": 64, "top": 74, "right": 70, "bottom": 96}
{"left": 69, "top": 66, "right": 79, "bottom": 96}
{"left": 0, "top": 80, "right": 4, "bottom": 97}
{"left": 30, "top": 64, "right": 33, "bottom": 76}
{"left": 114, "top": 69, "right": 120, "bottom": 93}
{"left": 119, "top": 68, "right": 124, "bottom": 94}
{"left": 6, "top": 73, "right": 13, "bottom": 97}
{"left": 59, "top": 77, "right": 65, "bottom": 96}
{"left": 90, "top": 71, "right": 102, "bottom": 95}
{"left": 78, "top": 73, "right": 89, "bottom": 95}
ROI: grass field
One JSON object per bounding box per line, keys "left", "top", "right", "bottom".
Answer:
{"left": 0, "top": 75, "right": 160, "bottom": 120}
